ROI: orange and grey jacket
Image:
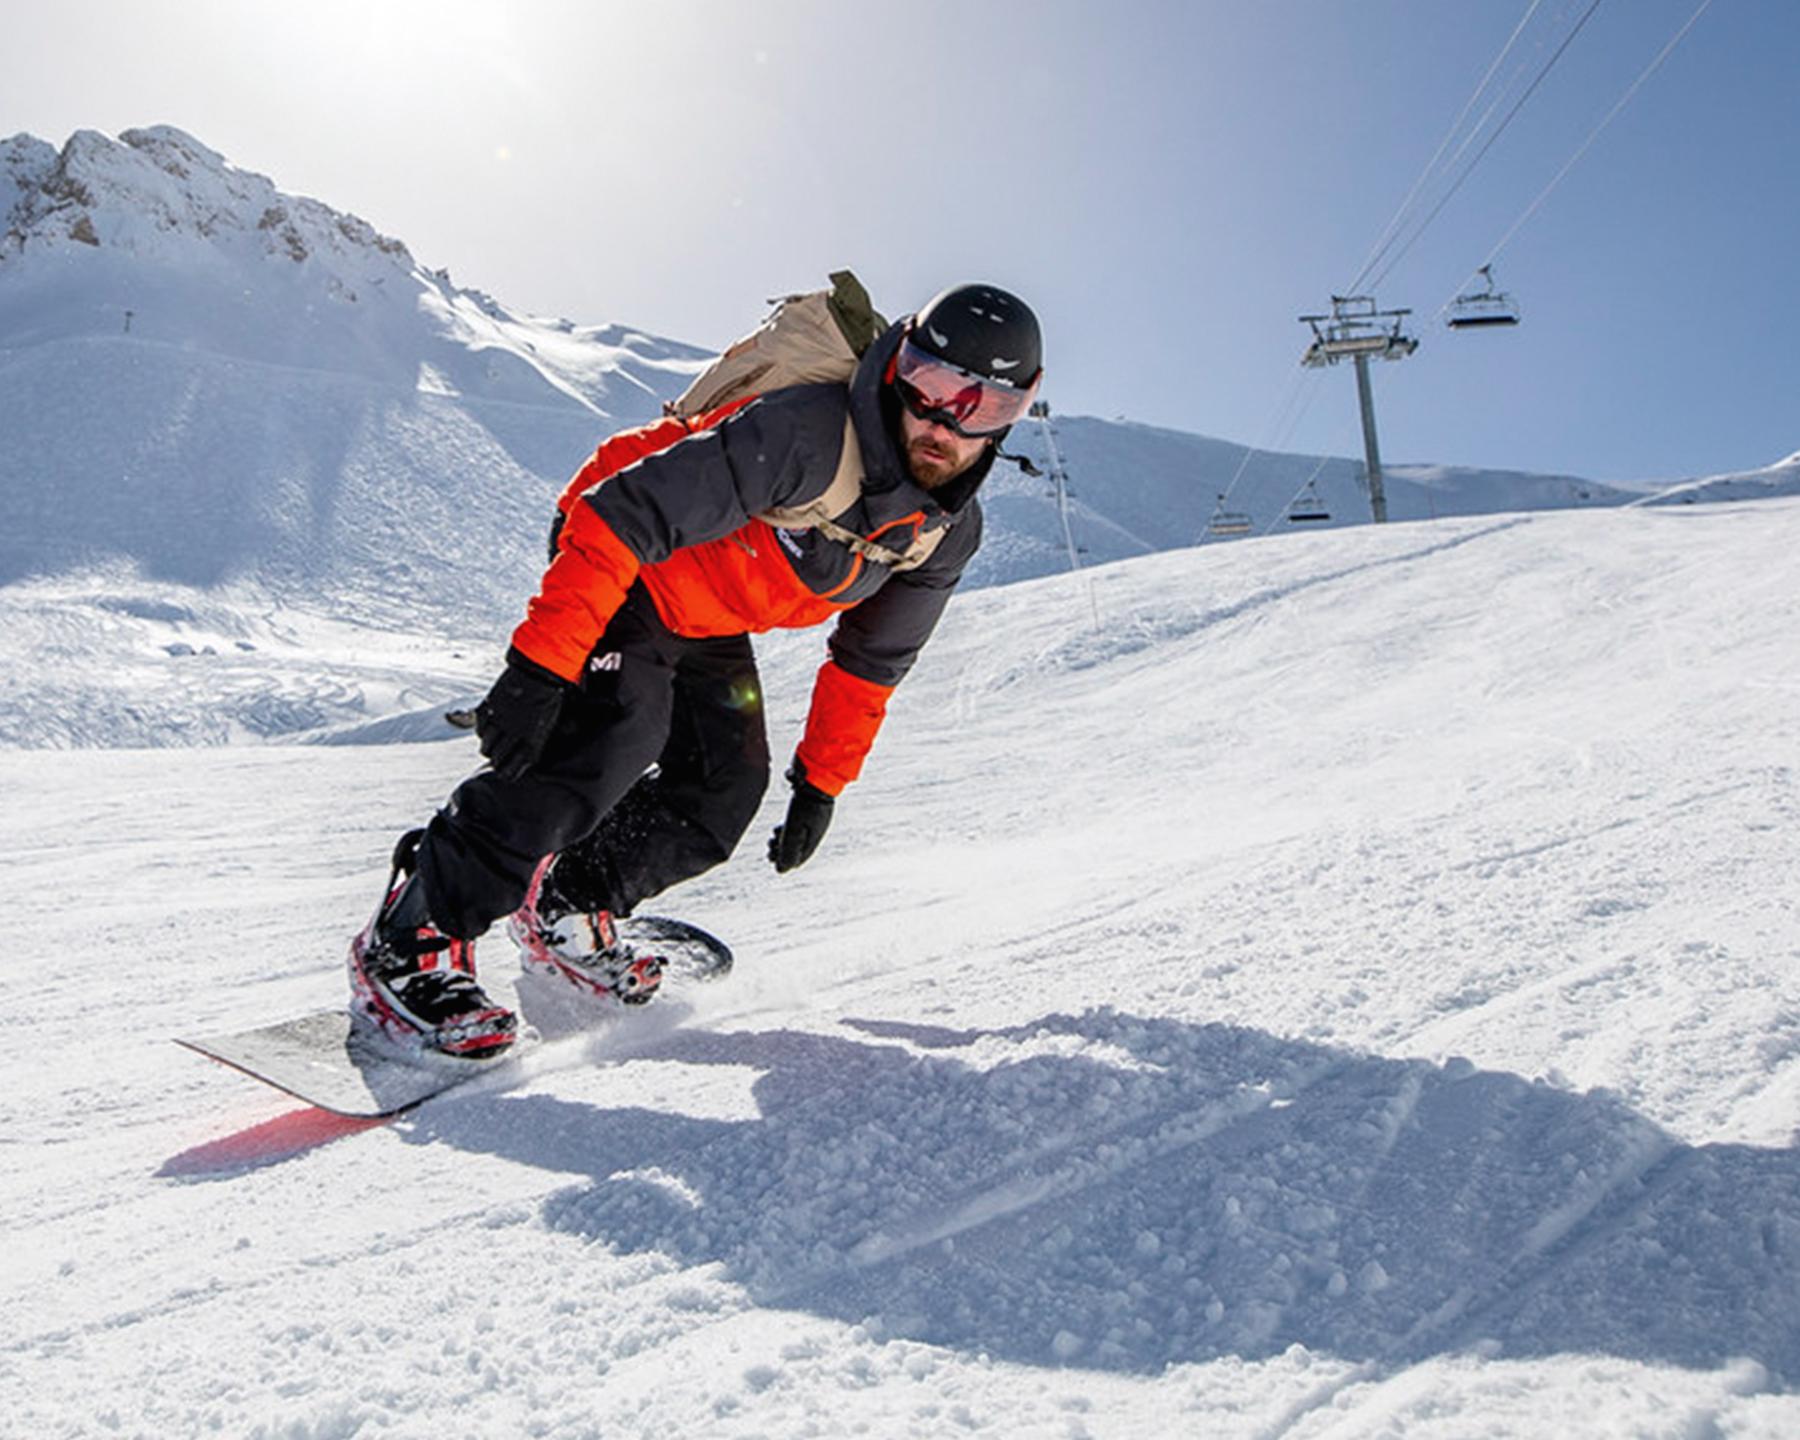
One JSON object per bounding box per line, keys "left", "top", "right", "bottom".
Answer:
{"left": 511, "top": 321, "right": 988, "bottom": 796}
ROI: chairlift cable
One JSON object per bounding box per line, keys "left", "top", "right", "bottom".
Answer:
{"left": 1257, "top": 452, "right": 1336, "bottom": 539}
{"left": 1366, "top": 0, "right": 1606, "bottom": 296}
{"left": 1247, "top": 369, "right": 1319, "bottom": 478}
{"left": 1199, "top": 437, "right": 1268, "bottom": 544}
{"left": 1202, "top": 367, "right": 1336, "bottom": 542}
{"left": 1213, "top": 6, "right": 1555, "bottom": 543}
{"left": 1427, "top": 0, "right": 1718, "bottom": 326}
{"left": 1196, "top": 363, "right": 1324, "bottom": 542}
{"left": 1284, "top": 3, "right": 1596, "bottom": 533}
{"left": 1344, "top": 0, "right": 1547, "bottom": 297}
{"left": 1216, "top": 2, "right": 1585, "bottom": 544}
{"left": 1268, "top": 366, "right": 1333, "bottom": 459}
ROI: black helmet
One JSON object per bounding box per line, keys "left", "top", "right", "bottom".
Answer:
{"left": 892, "top": 283, "right": 1043, "bottom": 438}
{"left": 912, "top": 284, "right": 1042, "bottom": 388}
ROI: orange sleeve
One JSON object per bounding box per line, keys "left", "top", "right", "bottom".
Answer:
{"left": 509, "top": 505, "right": 642, "bottom": 682}
{"left": 526, "top": 396, "right": 766, "bottom": 681}
{"left": 795, "top": 660, "right": 895, "bottom": 796}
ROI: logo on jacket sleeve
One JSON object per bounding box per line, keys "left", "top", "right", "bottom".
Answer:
{"left": 589, "top": 651, "right": 623, "bottom": 673}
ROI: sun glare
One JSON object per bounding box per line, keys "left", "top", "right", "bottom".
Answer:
{"left": 236, "top": 0, "right": 533, "bottom": 123}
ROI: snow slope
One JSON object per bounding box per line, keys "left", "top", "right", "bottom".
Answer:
{"left": 0, "top": 125, "right": 711, "bottom": 746}
{"left": 0, "top": 125, "right": 706, "bottom": 635}
{"left": 996, "top": 413, "right": 1641, "bottom": 578}
{"left": 1628, "top": 453, "right": 1800, "bottom": 509}
{"left": 5, "top": 500, "right": 1799, "bottom": 1437}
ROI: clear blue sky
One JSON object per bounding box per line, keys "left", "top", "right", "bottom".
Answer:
{"left": 4, "top": 0, "right": 1794, "bottom": 483}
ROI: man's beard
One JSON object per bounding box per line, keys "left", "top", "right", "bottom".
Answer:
{"left": 906, "top": 435, "right": 966, "bottom": 489}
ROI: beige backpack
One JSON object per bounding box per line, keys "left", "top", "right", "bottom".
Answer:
{"left": 668, "top": 270, "right": 888, "bottom": 420}
{"left": 672, "top": 273, "right": 946, "bottom": 573}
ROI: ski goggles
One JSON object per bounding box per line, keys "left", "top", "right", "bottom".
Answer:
{"left": 891, "top": 336, "right": 1040, "bottom": 438}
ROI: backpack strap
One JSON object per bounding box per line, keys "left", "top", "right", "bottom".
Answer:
{"left": 824, "top": 270, "right": 887, "bottom": 355}
{"left": 757, "top": 416, "right": 947, "bottom": 572}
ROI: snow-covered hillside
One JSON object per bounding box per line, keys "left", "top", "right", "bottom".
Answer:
{"left": 3, "top": 125, "right": 1795, "bottom": 752}
{"left": 5, "top": 501, "right": 1798, "bottom": 1437}
{"left": 0, "top": 125, "right": 717, "bottom": 746}
{"left": 994, "top": 413, "right": 1642, "bottom": 580}
{"left": 1629, "top": 453, "right": 1800, "bottom": 509}
{"left": 0, "top": 125, "right": 708, "bottom": 630}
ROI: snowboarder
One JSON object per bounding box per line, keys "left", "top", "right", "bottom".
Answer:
{"left": 348, "top": 283, "right": 1044, "bottom": 1058}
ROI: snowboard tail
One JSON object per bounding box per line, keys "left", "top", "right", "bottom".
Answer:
{"left": 180, "top": 914, "right": 733, "bottom": 1117}
{"left": 177, "top": 1010, "right": 500, "bottom": 1117}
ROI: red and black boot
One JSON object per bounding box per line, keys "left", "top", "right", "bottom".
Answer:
{"left": 348, "top": 833, "right": 517, "bottom": 1060}
{"left": 508, "top": 855, "right": 663, "bottom": 1006}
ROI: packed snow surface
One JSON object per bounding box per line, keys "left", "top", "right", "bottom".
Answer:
{"left": 6, "top": 501, "right": 1799, "bottom": 1437}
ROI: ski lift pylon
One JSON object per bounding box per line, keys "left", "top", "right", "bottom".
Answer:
{"left": 1447, "top": 265, "right": 1520, "bottom": 329}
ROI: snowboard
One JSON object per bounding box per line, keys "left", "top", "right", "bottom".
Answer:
{"left": 178, "top": 915, "right": 732, "bottom": 1117}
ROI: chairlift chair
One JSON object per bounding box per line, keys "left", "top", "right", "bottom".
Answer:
{"left": 1447, "top": 265, "right": 1520, "bottom": 329}
{"left": 1207, "top": 494, "right": 1253, "bottom": 537}
{"left": 1286, "top": 481, "right": 1331, "bottom": 524}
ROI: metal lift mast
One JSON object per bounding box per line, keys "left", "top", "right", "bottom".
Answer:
{"left": 1030, "top": 400, "right": 1083, "bottom": 577}
{"left": 1030, "top": 400, "right": 1102, "bottom": 630}
{"left": 1299, "top": 296, "right": 1418, "bottom": 524}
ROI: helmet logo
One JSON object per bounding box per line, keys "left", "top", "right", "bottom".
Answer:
{"left": 989, "top": 356, "right": 1021, "bottom": 372}
{"left": 928, "top": 324, "right": 950, "bottom": 348}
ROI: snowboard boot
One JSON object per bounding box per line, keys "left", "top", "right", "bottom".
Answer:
{"left": 348, "top": 832, "right": 518, "bottom": 1060}
{"left": 509, "top": 856, "right": 663, "bottom": 1006}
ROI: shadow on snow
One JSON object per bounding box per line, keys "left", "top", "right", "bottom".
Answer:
{"left": 398, "top": 1009, "right": 1800, "bottom": 1382}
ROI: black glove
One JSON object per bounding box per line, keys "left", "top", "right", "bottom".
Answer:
{"left": 475, "top": 649, "right": 572, "bottom": 780}
{"left": 768, "top": 764, "right": 835, "bottom": 873}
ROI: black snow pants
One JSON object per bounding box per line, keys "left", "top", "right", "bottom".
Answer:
{"left": 415, "top": 584, "right": 770, "bottom": 938}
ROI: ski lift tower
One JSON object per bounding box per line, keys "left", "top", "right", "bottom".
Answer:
{"left": 1299, "top": 295, "right": 1418, "bottom": 524}
{"left": 1030, "top": 399, "right": 1083, "bottom": 576}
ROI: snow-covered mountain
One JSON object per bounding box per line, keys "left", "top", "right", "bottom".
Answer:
{"left": 2, "top": 125, "right": 1794, "bottom": 751}
{"left": 0, "top": 125, "right": 710, "bottom": 624}
{"left": 995, "top": 414, "right": 1647, "bottom": 582}
{"left": 0, "top": 125, "right": 718, "bottom": 746}
{"left": 1625, "top": 452, "right": 1800, "bottom": 509}
{"left": 7, "top": 500, "right": 1799, "bottom": 1436}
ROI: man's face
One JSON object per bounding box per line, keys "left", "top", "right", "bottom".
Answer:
{"left": 899, "top": 405, "right": 989, "bottom": 490}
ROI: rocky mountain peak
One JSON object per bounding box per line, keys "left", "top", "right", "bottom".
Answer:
{"left": 0, "top": 124, "right": 413, "bottom": 276}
